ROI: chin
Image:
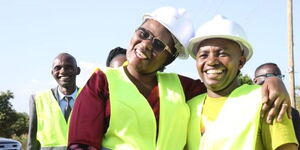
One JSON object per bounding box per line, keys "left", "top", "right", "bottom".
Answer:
{"left": 204, "top": 82, "right": 223, "bottom": 91}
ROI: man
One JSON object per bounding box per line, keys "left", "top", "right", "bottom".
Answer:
{"left": 254, "top": 62, "right": 300, "bottom": 149}
{"left": 254, "top": 62, "right": 285, "bottom": 85}
{"left": 27, "top": 53, "right": 81, "bottom": 150}
{"left": 106, "top": 47, "right": 127, "bottom": 68}
{"left": 68, "top": 7, "right": 292, "bottom": 150}
{"left": 186, "top": 15, "right": 298, "bottom": 149}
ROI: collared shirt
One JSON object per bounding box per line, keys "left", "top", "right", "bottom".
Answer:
{"left": 58, "top": 88, "right": 78, "bottom": 115}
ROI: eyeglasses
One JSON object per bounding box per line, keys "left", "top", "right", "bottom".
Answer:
{"left": 254, "top": 73, "right": 285, "bottom": 85}
{"left": 135, "top": 27, "right": 172, "bottom": 55}
{"left": 255, "top": 73, "right": 285, "bottom": 79}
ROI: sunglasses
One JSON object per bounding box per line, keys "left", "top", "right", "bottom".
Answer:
{"left": 135, "top": 27, "right": 172, "bottom": 55}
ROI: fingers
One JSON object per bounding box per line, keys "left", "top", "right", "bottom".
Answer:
{"left": 69, "top": 144, "right": 83, "bottom": 150}
{"left": 89, "top": 146, "right": 98, "bottom": 150}
{"left": 261, "top": 84, "right": 270, "bottom": 118}
{"left": 267, "top": 95, "right": 285, "bottom": 123}
{"left": 68, "top": 144, "right": 91, "bottom": 150}
{"left": 266, "top": 107, "right": 276, "bottom": 124}
{"left": 261, "top": 83, "right": 269, "bottom": 104}
{"left": 276, "top": 103, "right": 288, "bottom": 122}
{"left": 261, "top": 103, "right": 270, "bottom": 118}
{"left": 286, "top": 98, "right": 292, "bottom": 119}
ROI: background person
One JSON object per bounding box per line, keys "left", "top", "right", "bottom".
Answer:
{"left": 27, "top": 53, "right": 81, "bottom": 150}
{"left": 186, "top": 15, "right": 298, "bottom": 150}
{"left": 254, "top": 62, "right": 300, "bottom": 149}
{"left": 106, "top": 47, "right": 127, "bottom": 68}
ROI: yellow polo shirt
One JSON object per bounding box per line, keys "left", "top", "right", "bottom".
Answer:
{"left": 201, "top": 96, "right": 298, "bottom": 150}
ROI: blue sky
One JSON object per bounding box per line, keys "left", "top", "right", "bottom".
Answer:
{"left": 0, "top": 0, "right": 299, "bottom": 113}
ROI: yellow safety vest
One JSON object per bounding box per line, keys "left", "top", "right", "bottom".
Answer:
{"left": 102, "top": 67, "right": 189, "bottom": 150}
{"left": 187, "top": 84, "right": 262, "bottom": 150}
{"left": 35, "top": 89, "right": 80, "bottom": 149}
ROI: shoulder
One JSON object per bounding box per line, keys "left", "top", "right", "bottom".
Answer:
{"left": 260, "top": 113, "right": 298, "bottom": 149}
{"left": 88, "top": 67, "right": 108, "bottom": 82}
{"left": 177, "top": 74, "right": 207, "bottom": 100}
{"left": 81, "top": 67, "right": 109, "bottom": 97}
{"left": 34, "top": 89, "right": 52, "bottom": 98}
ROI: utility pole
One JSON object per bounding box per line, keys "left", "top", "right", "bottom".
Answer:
{"left": 287, "top": 0, "right": 296, "bottom": 107}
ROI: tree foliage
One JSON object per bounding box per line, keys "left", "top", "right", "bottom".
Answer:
{"left": 11, "top": 113, "right": 29, "bottom": 136}
{"left": 0, "top": 90, "right": 29, "bottom": 138}
{"left": 238, "top": 73, "right": 254, "bottom": 85}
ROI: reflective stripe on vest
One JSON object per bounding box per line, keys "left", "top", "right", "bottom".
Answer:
{"left": 187, "top": 84, "right": 262, "bottom": 150}
{"left": 102, "top": 67, "right": 189, "bottom": 150}
{"left": 35, "top": 89, "right": 81, "bottom": 148}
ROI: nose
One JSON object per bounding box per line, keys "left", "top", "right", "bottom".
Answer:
{"left": 141, "top": 39, "right": 154, "bottom": 54}
{"left": 206, "top": 54, "right": 219, "bottom": 66}
{"left": 59, "top": 67, "right": 69, "bottom": 75}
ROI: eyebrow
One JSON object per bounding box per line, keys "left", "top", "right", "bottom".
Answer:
{"left": 139, "top": 27, "right": 156, "bottom": 37}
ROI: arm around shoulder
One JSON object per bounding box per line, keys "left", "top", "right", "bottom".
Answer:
{"left": 260, "top": 77, "right": 291, "bottom": 124}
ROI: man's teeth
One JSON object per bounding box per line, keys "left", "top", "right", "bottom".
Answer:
{"left": 136, "top": 49, "right": 147, "bottom": 59}
{"left": 206, "top": 70, "right": 223, "bottom": 74}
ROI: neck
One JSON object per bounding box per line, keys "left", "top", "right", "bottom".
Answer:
{"left": 59, "top": 86, "right": 76, "bottom": 95}
{"left": 124, "top": 66, "right": 157, "bottom": 97}
{"left": 125, "top": 66, "right": 157, "bottom": 86}
{"left": 207, "top": 78, "right": 241, "bottom": 98}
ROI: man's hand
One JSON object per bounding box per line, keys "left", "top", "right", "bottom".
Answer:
{"left": 260, "top": 77, "right": 292, "bottom": 124}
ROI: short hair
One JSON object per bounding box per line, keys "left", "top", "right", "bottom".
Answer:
{"left": 53, "top": 52, "right": 78, "bottom": 67}
{"left": 254, "top": 62, "right": 282, "bottom": 76}
{"left": 106, "top": 47, "right": 127, "bottom": 67}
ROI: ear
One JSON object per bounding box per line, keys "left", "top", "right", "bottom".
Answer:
{"left": 253, "top": 77, "right": 257, "bottom": 84}
{"left": 76, "top": 67, "right": 81, "bottom": 75}
{"left": 238, "top": 56, "right": 246, "bottom": 69}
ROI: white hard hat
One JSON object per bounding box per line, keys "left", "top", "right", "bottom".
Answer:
{"left": 188, "top": 15, "right": 253, "bottom": 61}
{"left": 143, "top": 6, "right": 194, "bottom": 59}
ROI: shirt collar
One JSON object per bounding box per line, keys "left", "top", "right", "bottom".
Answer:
{"left": 58, "top": 87, "right": 78, "bottom": 101}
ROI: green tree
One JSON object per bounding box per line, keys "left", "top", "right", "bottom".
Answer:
{"left": 238, "top": 73, "right": 254, "bottom": 85}
{"left": 11, "top": 112, "right": 29, "bottom": 136}
{"left": 0, "top": 90, "right": 29, "bottom": 137}
{"left": 0, "top": 90, "right": 16, "bottom": 137}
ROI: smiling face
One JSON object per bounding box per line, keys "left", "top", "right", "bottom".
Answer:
{"left": 51, "top": 53, "right": 80, "bottom": 91}
{"left": 195, "top": 38, "right": 246, "bottom": 96}
{"left": 126, "top": 19, "right": 174, "bottom": 75}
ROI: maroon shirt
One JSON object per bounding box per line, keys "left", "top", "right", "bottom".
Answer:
{"left": 68, "top": 68, "right": 206, "bottom": 149}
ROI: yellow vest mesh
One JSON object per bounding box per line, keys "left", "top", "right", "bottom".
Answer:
{"left": 102, "top": 68, "right": 189, "bottom": 150}
{"left": 187, "top": 84, "right": 262, "bottom": 150}
{"left": 35, "top": 88, "right": 81, "bottom": 148}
